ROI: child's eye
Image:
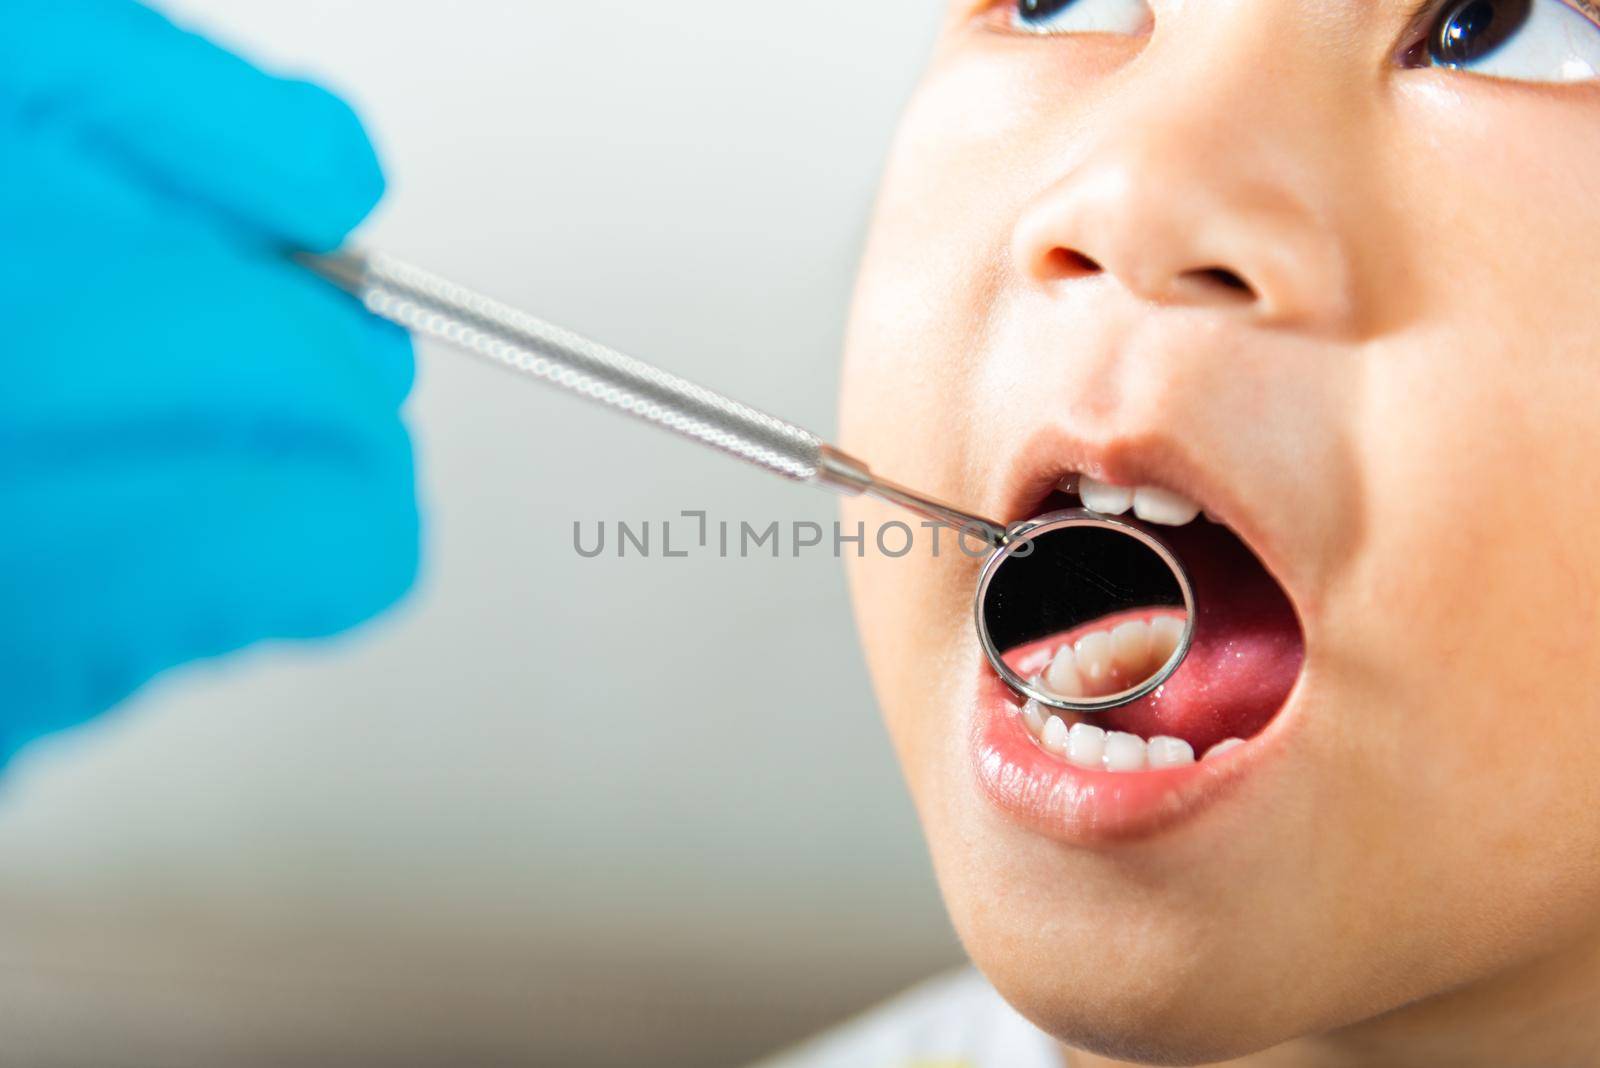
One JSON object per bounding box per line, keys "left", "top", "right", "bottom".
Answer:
{"left": 1403, "top": 0, "right": 1600, "bottom": 83}
{"left": 1011, "top": 0, "right": 1153, "bottom": 36}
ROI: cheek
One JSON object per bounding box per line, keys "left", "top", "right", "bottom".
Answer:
{"left": 837, "top": 55, "right": 1048, "bottom": 776}
{"left": 1344, "top": 80, "right": 1600, "bottom": 726}
{"left": 1381, "top": 78, "right": 1600, "bottom": 325}
{"left": 840, "top": 490, "right": 978, "bottom": 796}
{"left": 840, "top": 42, "right": 1123, "bottom": 462}
{"left": 1348, "top": 357, "right": 1600, "bottom": 788}
{"left": 1323, "top": 319, "right": 1600, "bottom": 955}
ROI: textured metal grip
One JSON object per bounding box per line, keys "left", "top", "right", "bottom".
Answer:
{"left": 316, "top": 251, "right": 827, "bottom": 482}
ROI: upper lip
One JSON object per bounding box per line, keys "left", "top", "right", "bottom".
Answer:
{"left": 988, "top": 422, "right": 1305, "bottom": 620}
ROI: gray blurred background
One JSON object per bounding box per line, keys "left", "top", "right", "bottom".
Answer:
{"left": 0, "top": 3, "right": 963, "bottom": 1065}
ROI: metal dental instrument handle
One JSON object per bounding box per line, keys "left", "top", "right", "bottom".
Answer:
{"left": 302, "top": 248, "right": 1195, "bottom": 713}
{"left": 300, "top": 249, "right": 1009, "bottom": 547}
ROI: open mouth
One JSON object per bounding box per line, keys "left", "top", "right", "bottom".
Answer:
{"left": 1020, "top": 473, "right": 1304, "bottom": 763}
{"left": 973, "top": 463, "right": 1307, "bottom": 839}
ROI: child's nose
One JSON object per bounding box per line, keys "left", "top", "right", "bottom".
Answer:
{"left": 1009, "top": 59, "right": 1355, "bottom": 331}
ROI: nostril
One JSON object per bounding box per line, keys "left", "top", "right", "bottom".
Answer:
{"left": 1042, "top": 248, "right": 1103, "bottom": 279}
{"left": 1198, "top": 267, "right": 1251, "bottom": 292}
{"left": 1175, "top": 266, "right": 1257, "bottom": 304}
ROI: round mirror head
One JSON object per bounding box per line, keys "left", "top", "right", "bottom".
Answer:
{"left": 976, "top": 509, "right": 1195, "bottom": 712}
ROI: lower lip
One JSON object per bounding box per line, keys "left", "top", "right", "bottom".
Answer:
{"left": 971, "top": 674, "right": 1273, "bottom": 843}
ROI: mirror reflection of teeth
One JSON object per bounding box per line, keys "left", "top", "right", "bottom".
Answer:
{"left": 1075, "top": 474, "right": 1203, "bottom": 526}
{"left": 1042, "top": 616, "right": 1184, "bottom": 699}
{"left": 1020, "top": 698, "right": 1246, "bottom": 773}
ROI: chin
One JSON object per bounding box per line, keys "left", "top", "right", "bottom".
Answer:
{"left": 953, "top": 887, "right": 1314, "bottom": 1067}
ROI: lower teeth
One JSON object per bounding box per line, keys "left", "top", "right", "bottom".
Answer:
{"left": 1021, "top": 698, "right": 1243, "bottom": 772}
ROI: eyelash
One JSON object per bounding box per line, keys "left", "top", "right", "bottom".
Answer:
{"left": 980, "top": 0, "right": 1600, "bottom": 54}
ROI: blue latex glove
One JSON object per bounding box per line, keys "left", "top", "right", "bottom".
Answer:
{"left": 0, "top": 0, "right": 419, "bottom": 764}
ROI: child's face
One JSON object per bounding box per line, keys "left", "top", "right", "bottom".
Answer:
{"left": 840, "top": 1, "right": 1600, "bottom": 1061}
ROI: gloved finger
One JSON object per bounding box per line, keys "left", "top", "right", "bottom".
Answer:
{"left": 0, "top": 73, "right": 415, "bottom": 403}
{"left": 2, "top": 0, "right": 385, "bottom": 251}
{"left": 0, "top": 424, "right": 420, "bottom": 765}
{"left": 0, "top": 244, "right": 422, "bottom": 762}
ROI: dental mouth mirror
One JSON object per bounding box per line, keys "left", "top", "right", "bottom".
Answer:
{"left": 301, "top": 249, "right": 1194, "bottom": 713}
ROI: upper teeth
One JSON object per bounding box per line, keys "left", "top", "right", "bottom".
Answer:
{"left": 1074, "top": 475, "right": 1201, "bottom": 526}
{"left": 1039, "top": 614, "right": 1184, "bottom": 699}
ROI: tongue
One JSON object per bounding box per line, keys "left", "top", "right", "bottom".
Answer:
{"left": 1095, "top": 520, "right": 1303, "bottom": 754}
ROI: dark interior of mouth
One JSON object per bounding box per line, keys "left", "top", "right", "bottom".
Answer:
{"left": 1026, "top": 490, "right": 1306, "bottom": 756}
